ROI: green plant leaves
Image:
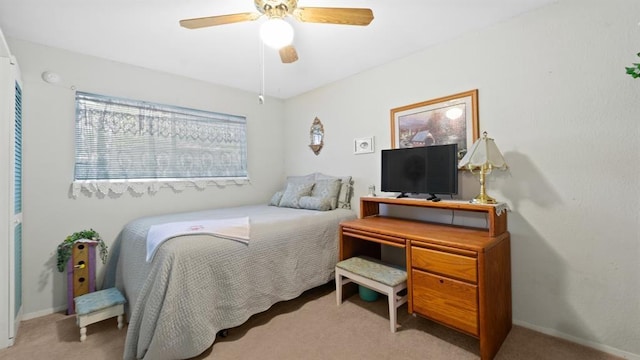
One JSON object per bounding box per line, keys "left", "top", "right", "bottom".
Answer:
{"left": 627, "top": 53, "right": 640, "bottom": 79}
{"left": 56, "top": 229, "right": 109, "bottom": 272}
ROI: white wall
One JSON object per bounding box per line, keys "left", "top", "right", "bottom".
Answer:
{"left": 7, "top": 39, "right": 287, "bottom": 318}
{"left": 284, "top": 0, "right": 640, "bottom": 358}
{"left": 6, "top": 0, "right": 640, "bottom": 357}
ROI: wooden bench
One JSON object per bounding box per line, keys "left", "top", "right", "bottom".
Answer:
{"left": 74, "top": 287, "right": 126, "bottom": 342}
{"left": 335, "top": 256, "right": 408, "bottom": 332}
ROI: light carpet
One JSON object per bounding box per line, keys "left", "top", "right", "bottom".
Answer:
{"left": 0, "top": 283, "right": 622, "bottom": 360}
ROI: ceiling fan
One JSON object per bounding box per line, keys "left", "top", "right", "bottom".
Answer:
{"left": 179, "top": 0, "right": 374, "bottom": 64}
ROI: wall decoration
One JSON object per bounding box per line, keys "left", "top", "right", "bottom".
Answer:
{"left": 390, "top": 89, "right": 479, "bottom": 160}
{"left": 354, "top": 136, "right": 374, "bottom": 154}
{"left": 309, "top": 117, "right": 324, "bottom": 155}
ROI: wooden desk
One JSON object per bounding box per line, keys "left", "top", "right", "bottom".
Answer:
{"left": 339, "top": 197, "right": 512, "bottom": 360}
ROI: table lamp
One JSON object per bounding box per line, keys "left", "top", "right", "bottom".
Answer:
{"left": 458, "top": 131, "right": 508, "bottom": 204}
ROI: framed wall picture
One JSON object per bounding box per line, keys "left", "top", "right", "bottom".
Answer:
{"left": 390, "top": 89, "right": 479, "bottom": 160}
{"left": 354, "top": 137, "right": 374, "bottom": 154}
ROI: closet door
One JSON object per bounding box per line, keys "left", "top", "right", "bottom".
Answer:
{"left": 9, "top": 78, "right": 23, "bottom": 341}
{"left": 0, "top": 56, "right": 22, "bottom": 348}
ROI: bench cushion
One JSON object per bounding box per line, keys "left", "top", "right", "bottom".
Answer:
{"left": 336, "top": 256, "right": 407, "bottom": 287}
{"left": 75, "top": 287, "right": 126, "bottom": 315}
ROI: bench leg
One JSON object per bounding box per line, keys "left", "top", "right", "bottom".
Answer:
{"left": 117, "top": 314, "right": 124, "bottom": 329}
{"left": 388, "top": 290, "right": 397, "bottom": 333}
{"left": 80, "top": 326, "right": 87, "bottom": 342}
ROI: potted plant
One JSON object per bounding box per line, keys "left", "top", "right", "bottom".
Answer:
{"left": 56, "top": 229, "right": 108, "bottom": 272}
{"left": 626, "top": 52, "right": 640, "bottom": 78}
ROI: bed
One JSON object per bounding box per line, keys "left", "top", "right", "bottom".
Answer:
{"left": 103, "top": 175, "right": 356, "bottom": 360}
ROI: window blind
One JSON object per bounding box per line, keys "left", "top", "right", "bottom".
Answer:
{"left": 74, "top": 92, "right": 247, "bottom": 181}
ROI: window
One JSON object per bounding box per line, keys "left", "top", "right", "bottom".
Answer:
{"left": 73, "top": 92, "right": 248, "bottom": 195}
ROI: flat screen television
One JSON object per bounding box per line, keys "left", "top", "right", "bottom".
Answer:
{"left": 381, "top": 144, "right": 458, "bottom": 200}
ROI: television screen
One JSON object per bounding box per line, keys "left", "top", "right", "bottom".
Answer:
{"left": 381, "top": 144, "right": 458, "bottom": 199}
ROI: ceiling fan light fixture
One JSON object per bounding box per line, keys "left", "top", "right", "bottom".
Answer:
{"left": 260, "top": 18, "right": 294, "bottom": 49}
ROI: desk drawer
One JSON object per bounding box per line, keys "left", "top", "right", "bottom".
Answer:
{"left": 412, "top": 269, "right": 478, "bottom": 336}
{"left": 412, "top": 246, "right": 477, "bottom": 283}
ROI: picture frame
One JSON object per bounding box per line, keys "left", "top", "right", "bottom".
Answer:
{"left": 390, "top": 89, "right": 479, "bottom": 160}
{"left": 354, "top": 136, "right": 374, "bottom": 154}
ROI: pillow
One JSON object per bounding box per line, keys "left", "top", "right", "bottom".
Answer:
{"left": 315, "top": 173, "right": 353, "bottom": 209}
{"left": 278, "top": 182, "right": 315, "bottom": 208}
{"left": 299, "top": 196, "right": 333, "bottom": 211}
{"left": 311, "top": 178, "right": 342, "bottom": 210}
{"left": 268, "top": 191, "right": 283, "bottom": 206}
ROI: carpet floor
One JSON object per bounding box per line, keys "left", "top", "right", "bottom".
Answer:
{"left": 0, "top": 283, "right": 622, "bottom": 360}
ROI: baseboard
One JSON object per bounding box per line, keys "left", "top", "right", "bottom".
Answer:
{"left": 22, "top": 305, "right": 68, "bottom": 321}
{"left": 514, "top": 320, "right": 640, "bottom": 360}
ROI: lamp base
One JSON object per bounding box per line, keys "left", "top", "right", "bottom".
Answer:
{"left": 470, "top": 193, "right": 497, "bottom": 204}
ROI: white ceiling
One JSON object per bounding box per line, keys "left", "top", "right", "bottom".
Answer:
{"left": 0, "top": 0, "right": 555, "bottom": 99}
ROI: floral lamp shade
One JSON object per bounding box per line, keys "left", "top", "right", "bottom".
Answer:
{"left": 458, "top": 132, "right": 508, "bottom": 172}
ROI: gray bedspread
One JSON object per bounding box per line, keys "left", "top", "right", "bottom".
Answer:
{"left": 103, "top": 204, "right": 355, "bottom": 360}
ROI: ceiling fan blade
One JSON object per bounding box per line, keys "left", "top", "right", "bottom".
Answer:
{"left": 279, "top": 45, "right": 298, "bottom": 64}
{"left": 180, "top": 12, "right": 261, "bottom": 29}
{"left": 293, "top": 7, "right": 374, "bottom": 26}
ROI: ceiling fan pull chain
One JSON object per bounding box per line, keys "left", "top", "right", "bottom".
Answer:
{"left": 259, "top": 40, "right": 265, "bottom": 104}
